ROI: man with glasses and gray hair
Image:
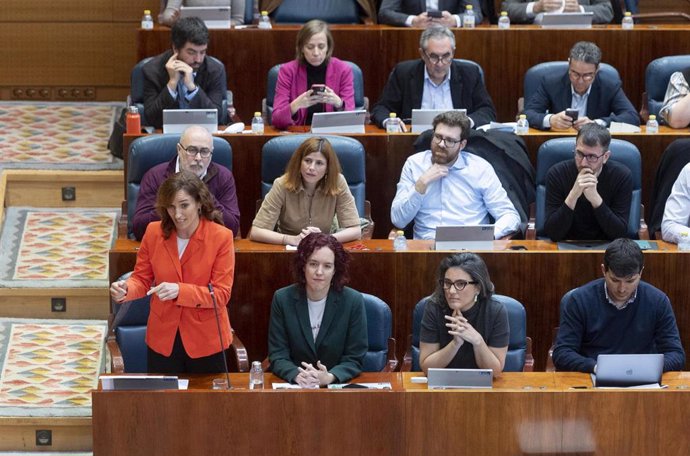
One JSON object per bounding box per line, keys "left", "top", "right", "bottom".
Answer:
{"left": 370, "top": 25, "right": 496, "bottom": 131}
{"left": 543, "top": 123, "right": 631, "bottom": 241}
{"left": 391, "top": 111, "right": 520, "bottom": 239}
{"left": 131, "top": 125, "right": 240, "bottom": 240}
{"left": 524, "top": 41, "right": 638, "bottom": 131}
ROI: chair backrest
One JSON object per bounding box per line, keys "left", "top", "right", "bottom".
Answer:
{"left": 126, "top": 134, "right": 233, "bottom": 238}
{"left": 361, "top": 293, "right": 393, "bottom": 372}
{"left": 645, "top": 55, "right": 690, "bottom": 120}
{"left": 409, "top": 294, "right": 528, "bottom": 372}
{"left": 264, "top": 61, "right": 365, "bottom": 126}
{"left": 272, "top": 0, "right": 360, "bottom": 23}
{"left": 454, "top": 59, "right": 485, "bottom": 85}
{"left": 244, "top": 0, "right": 254, "bottom": 24}
{"left": 130, "top": 56, "right": 229, "bottom": 125}
{"left": 523, "top": 61, "right": 620, "bottom": 105}
{"left": 112, "top": 272, "right": 150, "bottom": 373}
{"left": 260, "top": 134, "right": 366, "bottom": 216}
{"left": 648, "top": 138, "right": 690, "bottom": 238}
{"left": 534, "top": 137, "right": 642, "bottom": 238}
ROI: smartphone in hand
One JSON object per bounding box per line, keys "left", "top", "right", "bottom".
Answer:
{"left": 427, "top": 9, "right": 443, "bottom": 18}
{"left": 311, "top": 84, "right": 326, "bottom": 94}
{"left": 565, "top": 109, "right": 579, "bottom": 122}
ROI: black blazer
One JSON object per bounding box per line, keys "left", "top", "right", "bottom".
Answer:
{"left": 142, "top": 50, "right": 227, "bottom": 129}
{"left": 371, "top": 59, "right": 497, "bottom": 128}
{"left": 524, "top": 70, "right": 639, "bottom": 130}
{"left": 378, "top": 0, "right": 483, "bottom": 25}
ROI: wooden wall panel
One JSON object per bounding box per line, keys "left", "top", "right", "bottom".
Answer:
{"left": 0, "top": 0, "right": 159, "bottom": 22}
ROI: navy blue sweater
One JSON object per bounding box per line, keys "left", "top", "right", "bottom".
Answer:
{"left": 553, "top": 279, "right": 685, "bottom": 373}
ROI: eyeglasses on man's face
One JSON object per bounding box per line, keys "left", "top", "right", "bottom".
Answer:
{"left": 179, "top": 144, "right": 213, "bottom": 158}
{"left": 575, "top": 149, "right": 605, "bottom": 163}
{"left": 568, "top": 69, "right": 596, "bottom": 81}
{"left": 440, "top": 279, "right": 478, "bottom": 292}
{"left": 424, "top": 50, "right": 454, "bottom": 65}
{"left": 433, "top": 133, "right": 462, "bottom": 148}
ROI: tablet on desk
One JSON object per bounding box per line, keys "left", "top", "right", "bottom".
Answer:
{"left": 311, "top": 110, "right": 366, "bottom": 134}
{"left": 411, "top": 109, "right": 466, "bottom": 134}
{"left": 537, "top": 12, "right": 594, "bottom": 29}
{"left": 434, "top": 225, "right": 494, "bottom": 251}
{"left": 180, "top": 6, "right": 232, "bottom": 29}
{"left": 163, "top": 109, "right": 218, "bottom": 134}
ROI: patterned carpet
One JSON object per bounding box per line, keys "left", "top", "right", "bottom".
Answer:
{"left": 0, "top": 208, "right": 119, "bottom": 288}
{"left": 0, "top": 102, "right": 123, "bottom": 170}
{"left": 0, "top": 318, "right": 107, "bottom": 417}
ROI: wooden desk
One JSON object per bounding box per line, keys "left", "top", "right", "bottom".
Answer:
{"left": 109, "top": 239, "right": 690, "bottom": 371}
{"left": 92, "top": 372, "right": 690, "bottom": 456}
{"left": 138, "top": 25, "right": 690, "bottom": 123}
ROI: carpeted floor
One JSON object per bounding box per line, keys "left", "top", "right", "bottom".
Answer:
{"left": 0, "top": 207, "right": 119, "bottom": 288}
{"left": 0, "top": 318, "right": 107, "bottom": 417}
{"left": 0, "top": 102, "right": 123, "bottom": 170}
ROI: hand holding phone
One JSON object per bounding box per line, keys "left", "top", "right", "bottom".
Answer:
{"left": 565, "top": 109, "right": 579, "bottom": 122}
{"left": 311, "top": 84, "right": 326, "bottom": 95}
{"left": 427, "top": 9, "right": 443, "bottom": 18}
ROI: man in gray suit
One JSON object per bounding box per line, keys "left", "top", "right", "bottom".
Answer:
{"left": 379, "top": 0, "right": 483, "bottom": 27}
{"left": 501, "top": 0, "right": 612, "bottom": 24}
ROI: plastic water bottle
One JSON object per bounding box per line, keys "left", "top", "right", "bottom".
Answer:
{"left": 646, "top": 114, "right": 659, "bottom": 134}
{"left": 498, "top": 11, "right": 510, "bottom": 29}
{"left": 251, "top": 112, "right": 264, "bottom": 134}
{"left": 386, "top": 113, "right": 399, "bottom": 134}
{"left": 141, "top": 10, "right": 154, "bottom": 30}
{"left": 393, "top": 230, "right": 408, "bottom": 251}
{"left": 622, "top": 11, "right": 634, "bottom": 30}
{"left": 516, "top": 114, "right": 529, "bottom": 135}
{"left": 249, "top": 361, "right": 264, "bottom": 389}
{"left": 463, "top": 5, "right": 476, "bottom": 28}
{"left": 679, "top": 233, "right": 690, "bottom": 251}
{"left": 258, "top": 11, "right": 272, "bottom": 29}
{"left": 126, "top": 106, "right": 141, "bottom": 135}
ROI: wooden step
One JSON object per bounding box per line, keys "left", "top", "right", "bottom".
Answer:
{"left": 0, "top": 417, "right": 91, "bottom": 452}
{"left": 0, "top": 288, "right": 108, "bottom": 320}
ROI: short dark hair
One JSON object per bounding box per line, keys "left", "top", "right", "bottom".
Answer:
{"left": 295, "top": 20, "right": 334, "bottom": 65}
{"left": 432, "top": 111, "right": 471, "bottom": 141}
{"left": 156, "top": 171, "right": 222, "bottom": 239}
{"left": 576, "top": 122, "right": 611, "bottom": 151}
{"left": 603, "top": 238, "right": 644, "bottom": 277}
{"left": 293, "top": 233, "right": 350, "bottom": 292}
{"left": 171, "top": 17, "right": 209, "bottom": 50}
{"left": 429, "top": 253, "right": 494, "bottom": 309}
{"left": 569, "top": 41, "right": 602, "bottom": 67}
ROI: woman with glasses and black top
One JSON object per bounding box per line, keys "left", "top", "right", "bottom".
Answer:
{"left": 419, "top": 253, "right": 509, "bottom": 375}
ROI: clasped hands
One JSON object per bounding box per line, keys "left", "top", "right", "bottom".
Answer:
{"left": 109, "top": 280, "right": 180, "bottom": 302}
{"left": 568, "top": 168, "right": 602, "bottom": 208}
{"left": 445, "top": 310, "right": 483, "bottom": 346}
{"left": 296, "top": 361, "right": 334, "bottom": 388}
{"left": 165, "top": 52, "right": 195, "bottom": 92}
{"left": 534, "top": 0, "right": 581, "bottom": 13}
{"left": 285, "top": 226, "right": 322, "bottom": 246}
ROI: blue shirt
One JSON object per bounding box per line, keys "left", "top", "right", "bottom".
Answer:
{"left": 390, "top": 150, "right": 521, "bottom": 240}
{"left": 421, "top": 67, "right": 453, "bottom": 112}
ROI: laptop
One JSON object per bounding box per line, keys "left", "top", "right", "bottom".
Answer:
{"left": 434, "top": 225, "right": 495, "bottom": 251}
{"left": 411, "top": 109, "right": 467, "bottom": 134}
{"left": 311, "top": 110, "right": 367, "bottom": 134}
{"left": 427, "top": 368, "right": 493, "bottom": 389}
{"left": 180, "top": 6, "right": 232, "bottom": 29}
{"left": 592, "top": 354, "right": 664, "bottom": 387}
{"left": 163, "top": 109, "right": 218, "bottom": 134}
{"left": 538, "top": 12, "right": 594, "bottom": 29}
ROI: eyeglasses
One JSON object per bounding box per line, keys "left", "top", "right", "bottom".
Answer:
{"left": 433, "top": 133, "right": 462, "bottom": 148}
{"left": 179, "top": 144, "right": 213, "bottom": 158}
{"left": 440, "top": 279, "right": 478, "bottom": 292}
{"left": 575, "top": 149, "right": 606, "bottom": 163}
{"left": 424, "top": 51, "right": 453, "bottom": 65}
{"left": 568, "top": 69, "right": 596, "bottom": 81}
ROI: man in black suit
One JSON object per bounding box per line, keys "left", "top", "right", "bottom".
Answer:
{"left": 370, "top": 26, "right": 496, "bottom": 130}
{"left": 378, "top": 0, "right": 482, "bottom": 27}
{"left": 142, "top": 17, "right": 226, "bottom": 129}
{"left": 524, "top": 41, "right": 639, "bottom": 131}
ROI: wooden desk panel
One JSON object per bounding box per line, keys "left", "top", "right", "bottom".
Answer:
{"left": 109, "top": 239, "right": 690, "bottom": 371}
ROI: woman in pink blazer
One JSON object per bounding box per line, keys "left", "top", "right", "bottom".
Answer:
{"left": 272, "top": 20, "right": 356, "bottom": 130}
{"left": 110, "top": 171, "right": 235, "bottom": 373}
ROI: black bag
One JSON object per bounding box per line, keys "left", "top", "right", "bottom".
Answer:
{"left": 108, "top": 107, "right": 127, "bottom": 159}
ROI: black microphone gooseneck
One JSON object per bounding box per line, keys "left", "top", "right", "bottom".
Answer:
{"left": 209, "top": 283, "right": 231, "bottom": 388}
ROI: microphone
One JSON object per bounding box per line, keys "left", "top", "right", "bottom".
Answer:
{"left": 209, "top": 283, "right": 231, "bottom": 389}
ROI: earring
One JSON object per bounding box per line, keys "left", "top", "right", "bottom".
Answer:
{"left": 474, "top": 294, "right": 479, "bottom": 303}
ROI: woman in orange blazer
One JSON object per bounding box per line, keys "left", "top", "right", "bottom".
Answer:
{"left": 110, "top": 171, "right": 235, "bottom": 373}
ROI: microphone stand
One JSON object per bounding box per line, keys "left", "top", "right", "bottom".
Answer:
{"left": 209, "top": 284, "right": 231, "bottom": 389}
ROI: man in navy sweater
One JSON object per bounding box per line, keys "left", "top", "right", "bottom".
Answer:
{"left": 553, "top": 238, "right": 685, "bottom": 373}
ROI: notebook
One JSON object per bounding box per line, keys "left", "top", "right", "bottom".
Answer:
{"left": 163, "top": 109, "right": 218, "bottom": 134}
{"left": 180, "top": 6, "right": 232, "bottom": 29}
{"left": 427, "top": 368, "right": 493, "bottom": 389}
{"left": 311, "top": 110, "right": 367, "bottom": 134}
{"left": 538, "top": 12, "right": 594, "bottom": 29}
{"left": 434, "top": 225, "right": 495, "bottom": 251}
{"left": 411, "top": 109, "right": 467, "bottom": 133}
{"left": 592, "top": 354, "right": 664, "bottom": 387}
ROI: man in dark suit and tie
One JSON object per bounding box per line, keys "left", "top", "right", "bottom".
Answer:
{"left": 524, "top": 41, "right": 639, "bottom": 131}
{"left": 142, "top": 16, "right": 226, "bottom": 129}
{"left": 378, "top": 0, "right": 482, "bottom": 27}
{"left": 370, "top": 25, "right": 496, "bottom": 130}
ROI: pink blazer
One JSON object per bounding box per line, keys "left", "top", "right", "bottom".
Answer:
{"left": 125, "top": 218, "right": 235, "bottom": 359}
{"left": 272, "top": 57, "right": 356, "bottom": 129}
